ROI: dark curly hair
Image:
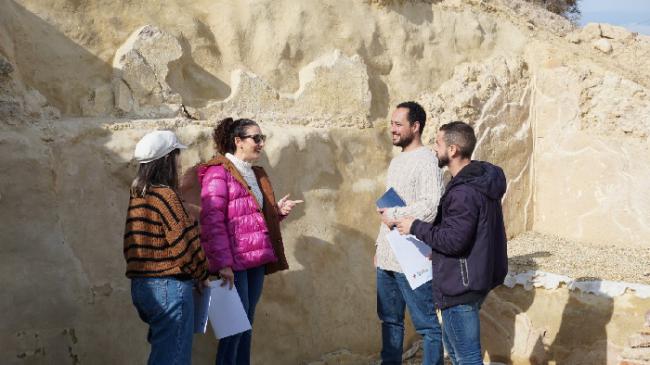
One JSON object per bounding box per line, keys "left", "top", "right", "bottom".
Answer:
{"left": 396, "top": 101, "right": 426, "bottom": 134}
{"left": 212, "top": 117, "right": 259, "bottom": 155}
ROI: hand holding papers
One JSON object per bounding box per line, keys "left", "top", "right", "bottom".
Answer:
{"left": 193, "top": 281, "right": 252, "bottom": 339}
{"left": 208, "top": 282, "right": 251, "bottom": 339}
{"left": 377, "top": 188, "right": 406, "bottom": 227}
{"left": 376, "top": 188, "right": 432, "bottom": 289}
{"left": 219, "top": 267, "right": 235, "bottom": 289}
{"left": 386, "top": 229, "right": 433, "bottom": 290}
{"left": 393, "top": 216, "right": 416, "bottom": 236}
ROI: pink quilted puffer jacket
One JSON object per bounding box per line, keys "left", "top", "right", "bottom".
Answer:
{"left": 198, "top": 160, "right": 277, "bottom": 273}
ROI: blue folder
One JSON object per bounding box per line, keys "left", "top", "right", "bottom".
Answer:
{"left": 376, "top": 187, "right": 406, "bottom": 208}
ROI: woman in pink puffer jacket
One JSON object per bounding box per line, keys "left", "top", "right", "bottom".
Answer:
{"left": 199, "top": 117, "right": 302, "bottom": 365}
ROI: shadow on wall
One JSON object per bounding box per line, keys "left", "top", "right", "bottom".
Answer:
{"left": 194, "top": 126, "right": 386, "bottom": 364}
{"left": 545, "top": 279, "right": 614, "bottom": 365}
{"left": 0, "top": 115, "right": 155, "bottom": 363}
{"left": 0, "top": 7, "right": 156, "bottom": 363}
{"left": 195, "top": 224, "right": 379, "bottom": 364}
{"left": 256, "top": 131, "right": 345, "bottom": 195}
{"left": 356, "top": 30, "right": 391, "bottom": 121}
{"left": 358, "top": 0, "right": 438, "bottom": 120}
{"left": 1, "top": 0, "right": 111, "bottom": 115}
{"left": 249, "top": 126, "right": 390, "bottom": 363}
{"left": 0, "top": 6, "right": 232, "bottom": 350}
{"left": 167, "top": 35, "right": 232, "bottom": 108}
{"left": 482, "top": 252, "right": 546, "bottom": 365}
{"left": 482, "top": 261, "right": 614, "bottom": 364}
{"left": 2, "top": 0, "right": 232, "bottom": 116}
{"left": 286, "top": 223, "right": 378, "bottom": 363}
{"left": 379, "top": 0, "right": 436, "bottom": 26}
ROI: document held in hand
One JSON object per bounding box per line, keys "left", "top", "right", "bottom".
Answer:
{"left": 208, "top": 282, "right": 252, "bottom": 339}
{"left": 386, "top": 229, "right": 433, "bottom": 290}
{"left": 194, "top": 281, "right": 252, "bottom": 339}
{"left": 376, "top": 187, "right": 406, "bottom": 209}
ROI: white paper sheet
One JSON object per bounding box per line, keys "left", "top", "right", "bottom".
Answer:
{"left": 193, "top": 288, "right": 211, "bottom": 334}
{"left": 207, "top": 282, "right": 252, "bottom": 339}
{"left": 386, "top": 229, "right": 433, "bottom": 290}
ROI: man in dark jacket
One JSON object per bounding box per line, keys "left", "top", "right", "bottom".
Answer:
{"left": 393, "top": 121, "right": 508, "bottom": 365}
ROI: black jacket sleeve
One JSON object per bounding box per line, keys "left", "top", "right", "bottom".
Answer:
{"left": 410, "top": 186, "right": 479, "bottom": 257}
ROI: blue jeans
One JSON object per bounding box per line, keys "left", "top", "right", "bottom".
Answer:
{"left": 131, "top": 277, "right": 195, "bottom": 365}
{"left": 376, "top": 268, "right": 443, "bottom": 365}
{"left": 441, "top": 299, "right": 483, "bottom": 365}
{"left": 216, "top": 265, "right": 266, "bottom": 365}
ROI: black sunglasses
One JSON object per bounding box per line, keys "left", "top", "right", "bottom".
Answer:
{"left": 240, "top": 134, "right": 267, "bottom": 144}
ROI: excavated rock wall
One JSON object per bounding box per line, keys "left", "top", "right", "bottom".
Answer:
{"left": 483, "top": 275, "right": 650, "bottom": 365}
{"left": 528, "top": 37, "right": 650, "bottom": 247}
{"left": 1, "top": 0, "right": 649, "bottom": 364}
{"left": 0, "top": 119, "right": 390, "bottom": 364}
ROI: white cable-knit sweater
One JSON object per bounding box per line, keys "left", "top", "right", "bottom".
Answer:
{"left": 375, "top": 146, "right": 445, "bottom": 273}
{"left": 226, "top": 153, "right": 264, "bottom": 206}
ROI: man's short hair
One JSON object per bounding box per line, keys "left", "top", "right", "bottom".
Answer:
{"left": 439, "top": 121, "right": 476, "bottom": 159}
{"left": 396, "top": 101, "right": 426, "bottom": 134}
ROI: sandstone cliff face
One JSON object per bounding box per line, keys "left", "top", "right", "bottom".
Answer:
{"left": 0, "top": 0, "right": 527, "bottom": 117}
{"left": 1, "top": 0, "right": 649, "bottom": 364}
{"left": 528, "top": 40, "right": 650, "bottom": 247}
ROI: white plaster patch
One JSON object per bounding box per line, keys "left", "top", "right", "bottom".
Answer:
{"left": 504, "top": 270, "right": 650, "bottom": 299}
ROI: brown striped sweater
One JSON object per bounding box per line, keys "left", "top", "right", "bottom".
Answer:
{"left": 123, "top": 186, "right": 209, "bottom": 280}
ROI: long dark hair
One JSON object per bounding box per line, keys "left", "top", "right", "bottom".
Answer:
{"left": 212, "top": 117, "right": 259, "bottom": 155}
{"left": 130, "top": 149, "right": 181, "bottom": 197}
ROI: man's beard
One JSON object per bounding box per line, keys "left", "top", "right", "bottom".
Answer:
{"left": 393, "top": 133, "right": 414, "bottom": 148}
{"left": 437, "top": 153, "right": 449, "bottom": 168}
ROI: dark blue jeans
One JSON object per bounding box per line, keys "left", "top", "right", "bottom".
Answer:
{"left": 376, "top": 268, "right": 443, "bottom": 365}
{"left": 441, "top": 299, "right": 484, "bottom": 365}
{"left": 131, "top": 277, "right": 194, "bottom": 365}
{"left": 216, "top": 265, "right": 266, "bottom": 365}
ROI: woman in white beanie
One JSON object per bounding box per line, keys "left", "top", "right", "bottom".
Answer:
{"left": 123, "top": 130, "right": 210, "bottom": 365}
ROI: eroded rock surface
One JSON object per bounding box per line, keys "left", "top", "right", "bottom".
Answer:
{"left": 201, "top": 50, "right": 372, "bottom": 128}
{"left": 112, "top": 25, "right": 183, "bottom": 117}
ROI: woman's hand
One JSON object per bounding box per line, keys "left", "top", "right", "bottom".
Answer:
{"left": 277, "top": 194, "right": 304, "bottom": 217}
{"left": 218, "top": 267, "right": 235, "bottom": 289}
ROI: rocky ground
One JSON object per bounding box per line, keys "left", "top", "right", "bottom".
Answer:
{"left": 508, "top": 231, "right": 650, "bottom": 285}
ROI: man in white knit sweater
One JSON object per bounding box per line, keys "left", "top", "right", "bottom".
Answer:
{"left": 376, "top": 101, "right": 444, "bottom": 365}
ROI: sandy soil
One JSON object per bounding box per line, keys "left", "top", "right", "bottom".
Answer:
{"left": 508, "top": 231, "right": 650, "bottom": 284}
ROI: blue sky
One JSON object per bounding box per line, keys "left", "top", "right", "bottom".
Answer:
{"left": 579, "top": 0, "right": 650, "bottom": 35}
